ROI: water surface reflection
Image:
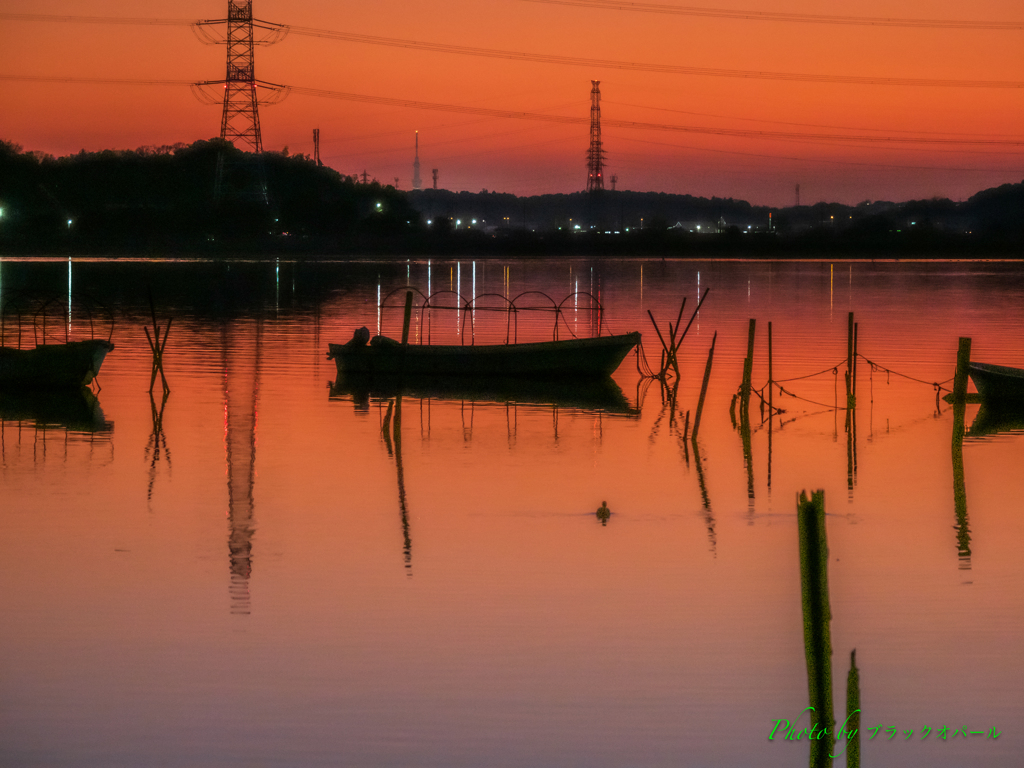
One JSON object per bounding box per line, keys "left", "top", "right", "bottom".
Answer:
{"left": 1, "top": 258, "right": 1022, "bottom": 768}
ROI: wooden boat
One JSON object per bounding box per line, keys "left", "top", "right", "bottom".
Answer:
{"left": 331, "top": 372, "right": 640, "bottom": 415}
{"left": 0, "top": 339, "right": 114, "bottom": 390}
{"left": 328, "top": 331, "right": 641, "bottom": 379}
{"left": 967, "top": 362, "right": 1024, "bottom": 405}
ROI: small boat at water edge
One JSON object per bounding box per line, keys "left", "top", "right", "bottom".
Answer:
{"left": 967, "top": 362, "right": 1024, "bottom": 405}
{"left": 328, "top": 331, "right": 641, "bottom": 380}
{"left": 0, "top": 339, "right": 114, "bottom": 390}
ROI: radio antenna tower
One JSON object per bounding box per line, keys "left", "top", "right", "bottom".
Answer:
{"left": 412, "top": 131, "right": 423, "bottom": 191}
{"left": 313, "top": 128, "right": 322, "bottom": 166}
{"left": 586, "top": 80, "right": 606, "bottom": 192}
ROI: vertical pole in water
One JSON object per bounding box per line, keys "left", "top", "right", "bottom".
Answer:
{"left": 852, "top": 322, "right": 859, "bottom": 400}
{"left": 741, "top": 318, "right": 756, "bottom": 415}
{"left": 767, "top": 322, "right": 773, "bottom": 489}
{"left": 401, "top": 290, "right": 414, "bottom": 345}
{"left": 952, "top": 337, "right": 972, "bottom": 567}
{"left": 767, "top": 321, "right": 773, "bottom": 415}
{"left": 797, "top": 489, "right": 834, "bottom": 768}
{"left": 846, "top": 312, "right": 854, "bottom": 407}
{"left": 691, "top": 331, "right": 717, "bottom": 442}
{"left": 952, "top": 337, "right": 972, "bottom": 405}
{"left": 845, "top": 650, "right": 861, "bottom": 768}
{"left": 852, "top": 321, "right": 859, "bottom": 482}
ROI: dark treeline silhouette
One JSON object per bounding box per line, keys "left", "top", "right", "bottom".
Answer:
{"left": 1, "top": 138, "right": 1020, "bottom": 256}
{"left": 0, "top": 139, "right": 417, "bottom": 254}
{"left": 409, "top": 184, "right": 1023, "bottom": 255}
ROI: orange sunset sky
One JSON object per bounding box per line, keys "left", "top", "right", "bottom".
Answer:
{"left": 1, "top": 0, "right": 1022, "bottom": 206}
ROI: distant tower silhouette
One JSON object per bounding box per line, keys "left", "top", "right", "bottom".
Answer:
{"left": 795, "top": 183, "right": 801, "bottom": 207}
{"left": 412, "top": 131, "right": 423, "bottom": 190}
{"left": 313, "top": 128, "right": 322, "bottom": 166}
{"left": 586, "top": 80, "right": 606, "bottom": 192}
{"left": 432, "top": 168, "right": 438, "bottom": 190}
{"left": 610, "top": 174, "right": 617, "bottom": 191}
{"left": 394, "top": 177, "right": 400, "bottom": 189}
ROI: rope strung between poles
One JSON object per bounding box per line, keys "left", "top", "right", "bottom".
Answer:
{"left": 858, "top": 353, "right": 956, "bottom": 392}
{"left": 774, "top": 380, "right": 851, "bottom": 411}
{"left": 771, "top": 359, "right": 849, "bottom": 384}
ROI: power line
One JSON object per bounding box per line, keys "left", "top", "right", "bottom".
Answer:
{"left": 516, "top": 0, "right": 1024, "bottom": 31}
{"left": 281, "top": 26, "right": 1024, "bottom": 89}
{"left": 0, "top": 74, "right": 193, "bottom": 86}
{"left": 6, "top": 75, "right": 1024, "bottom": 148}
{"left": 285, "top": 84, "right": 1024, "bottom": 146}
{"left": 0, "top": 12, "right": 192, "bottom": 26}
{"left": 610, "top": 133, "right": 1023, "bottom": 173}
{"left": 603, "top": 99, "right": 1022, "bottom": 139}
{"left": 3, "top": 13, "right": 1022, "bottom": 89}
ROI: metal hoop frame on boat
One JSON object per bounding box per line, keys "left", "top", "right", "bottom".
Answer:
{"left": 377, "top": 287, "right": 605, "bottom": 346}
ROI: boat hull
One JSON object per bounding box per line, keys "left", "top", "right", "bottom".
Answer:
{"left": 328, "top": 332, "right": 640, "bottom": 379}
{"left": 967, "top": 362, "right": 1024, "bottom": 405}
{"left": 0, "top": 339, "right": 114, "bottom": 390}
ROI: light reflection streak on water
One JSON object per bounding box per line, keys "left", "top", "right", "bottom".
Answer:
{"left": 67, "top": 257, "right": 72, "bottom": 333}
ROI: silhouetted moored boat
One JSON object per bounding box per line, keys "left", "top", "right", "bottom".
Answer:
{"left": 0, "top": 339, "right": 114, "bottom": 390}
{"left": 968, "top": 362, "right": 1024, "bottom": 405}
{"left": 328, "top": 331, "right": 641, "bottom": 380}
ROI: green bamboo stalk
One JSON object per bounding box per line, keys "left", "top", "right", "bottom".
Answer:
{"left": 844, "top": 649, "right": 861, "bottom": 768}
{"left": 797, "top": 489, "right": 834, "bottom": 768}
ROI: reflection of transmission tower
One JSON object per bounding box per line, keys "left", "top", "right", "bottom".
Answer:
{"left": 586, "top": 80, "right": 606, "bottom": 192}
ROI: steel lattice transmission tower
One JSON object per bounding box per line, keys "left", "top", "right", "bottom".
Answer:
{"left": 193, "top": 2, "right": 287, "bottom": 201}
{"left": 586, "top": 80, "right": 606, "bottom": 192}
{"left": 220, "top": 0, "right": 263, "bottom": 152}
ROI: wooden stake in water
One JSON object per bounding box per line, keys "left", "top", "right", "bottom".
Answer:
{"left": 144, "top": 293, "right": 171, "bottom": 395}
{"left": 846, "top": 312, "right": 854, "bottom": 408}
{"left": 691, "top": 331, "right": 717, "bottom": 442}
{"left": 768, "top": 321, "right": 773, "bottom": 415}
{"left": 951, "top": 337, "right": 972, "bottom": 565}
{"left": 797, "top": 489, "right": 834, "bottom": 768}
{"left": 741, "top": 318, "right": 756, "bottom": 415}
{"left": 845, "top": 649, "right": 861, "bottom": 768}
{"left": 952, "top": 337, "right": 972, "bottom": 405}
{"left": 853, "top": 322, "right": 859, "bottom": 400}
{"left": 401, "top": 290, "right": 414, "bottom": 345}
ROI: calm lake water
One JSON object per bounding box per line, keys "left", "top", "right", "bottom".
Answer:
{"left": 1, "top": 257, "right": 1022, "bottom": 767}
